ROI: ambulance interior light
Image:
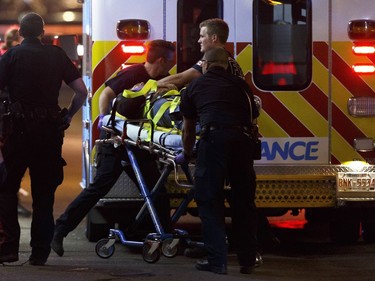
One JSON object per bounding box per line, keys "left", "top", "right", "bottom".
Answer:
{"left": 348, "top": 97, "right": 375, "bottom": 116}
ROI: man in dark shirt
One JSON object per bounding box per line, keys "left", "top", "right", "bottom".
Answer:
{"left": 179, "top": 47, "right": 259, "bottom": 275}
{"left": 51, "top": 40, "right": 175, "bottom": 257}
{"left": 157, "top": 18, "right": 244, "bottom": 90}
{"left": 0, "top": 12, "right": 87, "bottom": 265}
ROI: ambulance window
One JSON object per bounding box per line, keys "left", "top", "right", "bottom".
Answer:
{"left": 116, "top": 19, "right": 150, "bottom": 40}
{"left": 253, "top": 0, "right": 312, "bottom": 91}
{"left": 177, "top": 0, "right": 223, "bottom": 72}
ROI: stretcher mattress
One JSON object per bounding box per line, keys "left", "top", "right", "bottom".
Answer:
{"left": 102, "top": 115, "right": 185, "bottom": 150}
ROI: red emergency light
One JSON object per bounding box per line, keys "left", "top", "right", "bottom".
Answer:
{"left": 352, "top": 64, "right": 375, "bottom": 74}
{"left": 121, "top": 43, "right": 146, "bottom": 55}
{"left": 352, "top": 45, "right": 375, "bottom": 55}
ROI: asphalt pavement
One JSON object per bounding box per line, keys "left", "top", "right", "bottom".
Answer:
{"left": 2, "top": 215, "right": 375, "bottom": 281}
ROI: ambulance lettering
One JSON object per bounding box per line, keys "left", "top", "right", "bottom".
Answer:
{"left": 257, "top": 138, "right": 329, "bottom": 164}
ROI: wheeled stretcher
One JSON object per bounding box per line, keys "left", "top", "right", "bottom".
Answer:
{"left": 95, "top": 116, "right": 202, "bottom": 263}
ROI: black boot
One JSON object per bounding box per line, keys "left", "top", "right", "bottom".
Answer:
{"left": 51, "top": 232, "right": 65, "bottom": 257}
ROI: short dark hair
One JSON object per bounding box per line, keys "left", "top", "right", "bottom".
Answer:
{"left": 199, "top": 18, "right": 229, "bottom": 44}
{"left": 146, "top": 40, "right": 175, "bottom": 63}
{"left": 203, "top": 47, "right": 228, "bottom": 69}
{"left": 19, "top": 12, "right": 44, "bottom": 38}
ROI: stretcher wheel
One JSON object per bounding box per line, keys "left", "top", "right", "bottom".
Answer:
{"left": 142, "top": 240, "right": 161, "bottom": 263}
{"left": 161, "top": 238, "right": 179, "bottom": 258}
{"left": 95, "top": 238, "right": 115, "bottom": 259}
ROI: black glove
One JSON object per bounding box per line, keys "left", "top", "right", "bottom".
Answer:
{"left": 58, "top": 108, "right": 71, "bottom": 131}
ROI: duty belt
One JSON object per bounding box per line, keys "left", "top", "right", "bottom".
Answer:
{"left": 201, "top": 124, "right": 253, "bottom": 133}
{"left": 10, "top": 103, "right": 59, "bottom": 119}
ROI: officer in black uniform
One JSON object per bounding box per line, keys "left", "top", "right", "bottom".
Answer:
{"left": 178, "top": 47, "right": 259, "bottom": 275}
{"left": 0, "top": 12, "right": 87, "bottom": 265}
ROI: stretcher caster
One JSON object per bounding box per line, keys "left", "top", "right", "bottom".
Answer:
{"left": 142, "top": 240, "right": 161, "bottom": 263}
{"left": 161, "top": 238, "right": 179, "bottom": 258}
{"left": 96, "top": 238, "right": 115, "bottom": 259}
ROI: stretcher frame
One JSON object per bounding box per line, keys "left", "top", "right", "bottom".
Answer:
{"left": 95, "top": 119, "right": 203, "bottom": 263}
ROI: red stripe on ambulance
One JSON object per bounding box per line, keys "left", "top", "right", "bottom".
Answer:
{"left": 92, "top": 42, "right": 132, "bottom": 94}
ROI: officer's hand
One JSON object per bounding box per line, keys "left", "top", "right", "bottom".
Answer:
{"left": 58, "top": 115, "right": 71, "bottom": 131}
{"left": 97, "top": 114, "right": 105, "bottom": 131}
{"left": 58, "top": 108, "right": 71, "bottom": 131}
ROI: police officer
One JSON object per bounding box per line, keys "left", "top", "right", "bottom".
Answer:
{"left": 178, "top": 47, "right": 259, "bottom": 274}
{"left": 0, "top": 13, "right": 87, "bottom": 265}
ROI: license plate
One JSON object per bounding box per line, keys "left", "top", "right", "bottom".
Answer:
{"left": 337, "top": 172, "right": 375, "bottom": 191}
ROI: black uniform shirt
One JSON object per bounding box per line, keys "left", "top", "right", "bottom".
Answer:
{"left": 192, "top": 49, "right": 245, "bottom": 79}
{"left": 106, "top": 63, "right": 167, "bottom": 95}
{"left": 0, "top": 37, "right": 81, "bottom": 111}
{"left": 180, "top": 66, "right": 259, "bottom": 127}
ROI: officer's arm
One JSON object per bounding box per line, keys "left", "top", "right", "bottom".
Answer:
{"left": 99, "top": 86, "right": 116, "bottom": 115}
{"left": 67, "top": 78, "right": 88, "bottom": 118}
{"left": 181, "top": 116, "right": 197, "bottom": 158}
{"left": 157, "top": 68, "right": 201, "bottom": 90}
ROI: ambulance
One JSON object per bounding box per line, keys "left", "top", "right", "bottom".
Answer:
{"left": 80, "top": 0, "right": 375, "bottom": 243}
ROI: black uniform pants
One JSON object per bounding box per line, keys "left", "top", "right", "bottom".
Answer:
{"left": 194, "top": 129, "right": 257, "bottom": 267}
{"left": 0, "top": 118, "right": 64, "bottom": 259}
{"left": 55, "top": 131, "right": 170, "bottom": 237}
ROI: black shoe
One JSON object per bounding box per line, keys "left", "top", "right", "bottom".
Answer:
{"left": 238, "top": 252, "right": 262, "bottom": 274}
{"left": 184, "top": 247, "right": 207, "bottom": 258}
{"left": 0, "top": 253, "right": 19, "bottom": 263}
{"left": 29, "top": 256, "right": 47, "bottom": 266}
{"left": 51, "top": 232, "right": 64, "bottom": 257}
{"left": 255, "top": 252, "right": 263, "bottom": 267}
{"left": 195, "top": 259, "right": 227, "bottom": 274}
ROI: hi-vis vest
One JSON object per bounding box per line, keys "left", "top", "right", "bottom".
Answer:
{"left": 113, "top": 79, "right": 182, "bottom": 133}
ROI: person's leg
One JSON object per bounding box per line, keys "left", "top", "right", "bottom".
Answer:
{"left": 194, "top": 132, "right": 227, "bottom": 272}
{"left": 227, "top": 134, "right": 257, "bottom": 273}
{"left": 52, "top": 142, "right": 124, "bottom": 256}
{"left": 55, "top": 144, "right": 124, "bottom": 235}
{"left": 28, "top": 128, "right": 64, "bottom": 265}
{"left": 0, "top": 133, "right": 27, "bottom": 263}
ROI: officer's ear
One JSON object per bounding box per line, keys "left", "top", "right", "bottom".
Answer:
{"left": 211, "top": 33, "right": 218, "bottom": 43}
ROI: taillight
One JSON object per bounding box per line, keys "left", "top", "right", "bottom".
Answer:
{"left": 348, "top": 19, "right": 375, "bottom": 74}
{"left": 352, "top": 64, "right": 375, "bottom": 74}
{"left": 352, "top": 45, "right": 375, "bottom": 55}
{"left": 121, "top": 43, "right": 146, "bottom": 54}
